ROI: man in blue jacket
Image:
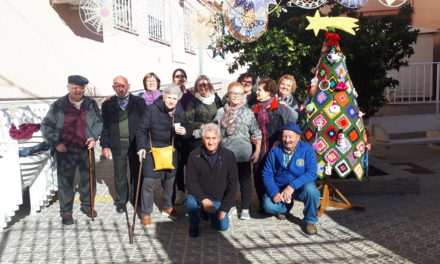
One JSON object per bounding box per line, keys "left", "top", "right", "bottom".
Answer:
{"left": 261, "top": 122, "right": 320, "bottom": 235}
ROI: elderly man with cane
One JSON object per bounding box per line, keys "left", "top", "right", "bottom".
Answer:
{"left": 42, "top": 75, "right": 103, "bottom": 225}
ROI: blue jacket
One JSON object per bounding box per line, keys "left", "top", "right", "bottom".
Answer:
{"left": 262, "top": 141, "right": 318, "bottom": 198}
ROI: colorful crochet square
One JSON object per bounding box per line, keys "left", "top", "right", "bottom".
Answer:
{"left": 356, "top": 141, "right": 366, "bottom": 154}
{"left": 328, "top": 76, "right": 337, "bottom": 90}
{"left": 336, "top": 138, "right": 352, "bottom": 154}
{"left": 316, "top": 91, "right": 329, "bottom": 106}
{"left": 312, "top": 113, "right": 328, "bottom": 128}
{"left": 346, "top": 151, "right": 357, "bottom": 166}
{"left": 363, "top": 130, "right": 368, "bottom": 142}
{"left": 346, "top": 104, "right": 357, "bottom": 119}
{"left": 335, "top": 91, "right": 349, "bottom": 107}
{"left": 348, "top": 127, "right": 359, "bottom": 142}
{"left": 317, "top": 64, "right": 330, "bottom": 81}
{"left": 324, "top": 148, "right": 340, "bottom": 165}
{"left": 335, "top": 159, "right": 351, "bottom": 178}
{"left": 309, "top": 85, "right": 318, "bottom": 96}
{"left": 303, "top": 127, "right": 315, "bottom": 142}
{"left": 353, "top": 163, "right": 364, "bottom": 180}
{"left": 335, "top": 63, "right": 347, "bottom": 80}
{"left": 317, "top": 160, "right": 326, "bottom": 178}
{"left": 356, "top": 119, "right": 364, "bottom": 131}
{"left": 323, "top": 101, "right": 340, "bottom": 120}
{"left": 313, "top": 137, "right": 329, "bottom": 154}
{"left": 335, "top": 114, "right": 352, "bottom": 131}
{"left": 324, "top": 126, "right": 338, "bottom": 142}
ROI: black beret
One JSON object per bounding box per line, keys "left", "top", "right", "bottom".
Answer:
{"left": 68, "top": 75, "right": 89, "bottom": 86}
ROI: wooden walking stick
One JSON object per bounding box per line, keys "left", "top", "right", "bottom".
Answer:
{"left": 129, "top": 158, "right": 143, "bottom": 244}
{"left": 88, "top": 148, "right": 95, "bottom": 221}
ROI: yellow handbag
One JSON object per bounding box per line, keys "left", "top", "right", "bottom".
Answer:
{"left": 149, "top": 123, "right": 175, "bottom": 171}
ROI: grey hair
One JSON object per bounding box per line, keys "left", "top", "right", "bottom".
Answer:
{"left": 201, "top": 123, "right": 221, "bottom": 138}
{"left": 162, "top": 84, "right": 183, "bottom": 100}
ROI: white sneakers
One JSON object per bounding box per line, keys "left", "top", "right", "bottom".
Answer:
{"left": 229, "top": 207, "right": 251, "bottom": 220}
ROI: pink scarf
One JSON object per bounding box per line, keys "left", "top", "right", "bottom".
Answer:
{"left": 221, "top": 102, "right": 244, "bottom": 135}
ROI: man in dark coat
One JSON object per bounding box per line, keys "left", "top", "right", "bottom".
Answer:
{"left": 100, "top": 76, "right": 146, "bottom": 213}
{"left": 41, "top": 75, "right": 103, "bottom": 225}
{"left": 185, "top": 123, "right": 238, "bottom": 238}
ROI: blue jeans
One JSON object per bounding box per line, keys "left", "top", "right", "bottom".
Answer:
{"left": 263, "top": 182, "right": 320, "bottom": 224}
{"left": 186, "top": 194, "right": 229, "bottom": 231}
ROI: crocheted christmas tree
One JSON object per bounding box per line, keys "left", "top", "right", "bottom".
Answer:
{"left": 298, "top": 31, "right": 370, "bottom": 180}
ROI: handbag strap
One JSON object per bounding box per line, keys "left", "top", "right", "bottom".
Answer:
{"left": 148, "top": 117, "right": 174, "bottom": 148}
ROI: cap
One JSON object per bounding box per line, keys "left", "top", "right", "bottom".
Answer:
{"left": 281, "top": 122, "right": 302, "bottom": 135}
{"left": 68, "top": 75, "right": 89, "bottom": 86}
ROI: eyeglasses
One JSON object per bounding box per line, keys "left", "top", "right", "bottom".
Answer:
{"left": 230, "top": 92, "right": 244, "bottom": 97}
{"left": 174, "top": 75, "right": 186, "bottom": 79}
{"left": 147, "top": 80, "right": 157, "bottom": 83}
{"left": 198, "top": 83, "right": 209, "bottom": 88}
{"left": 241, "top": 80, "right": 253, "bottom": 85}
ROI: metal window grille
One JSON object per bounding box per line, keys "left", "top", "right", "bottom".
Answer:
{"left": 183, "top": 7, "right": 194, "bottom": 51}
{"left": 147, "top": 0, "right": 168, "bottom": 42}
{"left": 113, "top": 0, "right": 136, "bottom": 33}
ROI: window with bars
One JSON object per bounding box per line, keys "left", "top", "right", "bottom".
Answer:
{"left": 113, "top": 0, "right": 136, "bottom": 34}
{"left": 183, "top": 6, "right": 194, "bottom": 52}
{"left": 147, "top": 0, "right": 168, "bottom": 43}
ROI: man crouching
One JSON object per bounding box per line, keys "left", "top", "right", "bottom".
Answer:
{"left": 185, "top": 123, "right": 238, "bottom": 238}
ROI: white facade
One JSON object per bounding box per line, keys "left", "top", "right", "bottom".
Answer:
{"left": 0, "top": 0, "right": 239, "bottom": 99}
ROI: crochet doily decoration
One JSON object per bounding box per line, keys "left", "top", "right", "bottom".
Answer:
{"left": 378, "top": 0, "right": 407, "bottom": 7}
{"left": 79, "top": 0, "right": 118, "bottom": 35}
{"left": 291, "top": 0, "right": 327, "bottom": 9}
{"left": 224, "top": 4, "right": 269, "bottom": 42}
{"left": 337, "top": 0, "right": 368, "bottom": 9}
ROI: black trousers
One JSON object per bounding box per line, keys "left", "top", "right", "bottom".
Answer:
{"left": 56, "top": 148, "right": 96, "bottom": 215}
{"left": 253, "top": 158, "right": 267, "bottom": 209}
{"left": 112, "top": 140, "right": 140, "bottom": 207}
{"left": 237, "top": 162, "right": 252, "bottom": 210}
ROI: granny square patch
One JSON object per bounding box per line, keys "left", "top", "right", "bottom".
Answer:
{"left": 353, "top": 163, "right": 364, "bottom": 180}
{"left": 356, "top": 141, "right": 366, "bottom": 154}
{"left": 328, "top": 76, "right": 337, "bottom": 90}
{"left": 324, "top": 148, "right": 340, "bottom": 165}
{"left": 346, "top": 151, "right": 357, "bottom": 166}
{"left": 303, "top": 127, "right": 315, "bottom": 142}
{"left": 348, "top": 127, "right": 359, "bottom": 142}
{"left": 356, "top": 119, "right": 364, "bottom": 131}
{"left": 323, "top": 101, "right": 340, "bottom": 120}
{"left": 316, "top": 91, "right": 329, "bottom": 106}
{"left": 324, "top": 126, "right": 338, "bottom": 142}
{"left": 312, "top": 113, "right": 328, "bottom": 128}
{"left": 317, "top": 64, "right": 330, "bottom": 81}
{"left": 336, "top": 138, "right": 352, "bottom": 154}
{"left": 335, "top": 159, "right": 351, "bottom": 178}
{"left": 335, "top": 114, "right": 352, "bottom": 131}
{"left": 345, "top": 104, "right": 357, "bottom": 119}
{"left": 335, "top": 91, "right": 349, "bottom": 107}
{"left": 312, "top": 137, "right": 329, "bottom": 154}
{"left": 335, "top": 63, "right": 347, "bottom": 80}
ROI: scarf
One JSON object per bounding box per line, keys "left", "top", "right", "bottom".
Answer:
{"left": 256, "top": 97, "right": 274, "bottom": 136}
{"left": 117, "top": 93, "right": 130, "bottom": 111}
{"left": 276, "top": 93, "right": 298, "bottom": 108}
{"left": 142, "top": 90, "right": 161, "bottom": 105}
{"left": 221, "top": 102, "right": 243, "bottom": 135}
{"left": 195, "top": 92, "right": 215, "bottom": 105}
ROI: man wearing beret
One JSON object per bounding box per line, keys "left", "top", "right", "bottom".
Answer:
{"left": 100, "top": 76, "right": 146, "bottom": 213}
{"left": 41, "top": 75, "right": 103, "bottom": 225}
{"left": 261, "top": 122, "right": 320, "bottom": 235}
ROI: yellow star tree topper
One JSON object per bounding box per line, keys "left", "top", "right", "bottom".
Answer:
{"left": 306, "top": 11, "right": 359, "bottom": 36}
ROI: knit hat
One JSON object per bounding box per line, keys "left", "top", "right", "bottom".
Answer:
{"left": 281, "top": 122, "right": 302, "bottom": 135}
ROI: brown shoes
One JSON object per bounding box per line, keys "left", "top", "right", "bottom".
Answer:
{"left": 141, "top": 216, "right": 151, "bottom": 226}
{"left": 162, "top": 208, "right": 180, "bottom": 220}
{"left": 306, "top": 224, "right": 318, "bottom": 235}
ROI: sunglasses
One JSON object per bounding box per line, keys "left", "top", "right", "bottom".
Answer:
{"left": 174, "top": 75, "right": 186, "bottom": 79}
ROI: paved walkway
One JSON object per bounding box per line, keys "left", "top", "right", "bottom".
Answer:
{"left": 1, "top": 144, "right": 439, "bottom": 264}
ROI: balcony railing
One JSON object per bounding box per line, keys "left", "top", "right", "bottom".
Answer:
{"left": 387, "top": 62, "right": 440, "bottom": 114}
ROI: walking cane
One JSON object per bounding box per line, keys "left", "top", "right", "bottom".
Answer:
{"left": 129, "top": 158, "right": 143, "bottom": 244}
{"left": 88, "top": 148, "right": 95, "bottom": 221}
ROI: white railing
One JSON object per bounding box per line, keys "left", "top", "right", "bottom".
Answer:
{"left": 387, "top": 62, "right": 440, "bottom": 114}
{"left": 147, "top": 0, "right": 169, "bottom": 43}
{"left": 113, "top": 0, "right": 136, "bottom": 34}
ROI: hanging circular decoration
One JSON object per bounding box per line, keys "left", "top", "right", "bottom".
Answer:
{"left": 79, "top": 0, "right": 118, "bottom": 36}
{"left": 337, "top": 0, "right": 368, "bottom": 9}
{"left": 319, "top": 80, "right": 330, "bottom": 91}
{"left": 378, "top": 0, "right": 407, "bottom": 8}
{"left": 224, "top": 3, "right": 269, "bottom": 42}
{"left": 291, "top": 0, "right": 327, "bottom": 9}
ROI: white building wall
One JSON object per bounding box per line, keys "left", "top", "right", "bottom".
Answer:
{"left": 0, "top": 0, "right": 239, "bottom": 99}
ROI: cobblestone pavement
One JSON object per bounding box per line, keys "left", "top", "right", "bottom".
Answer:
{"left": 1, "top": 145, "right": 439, "bottom": 264}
